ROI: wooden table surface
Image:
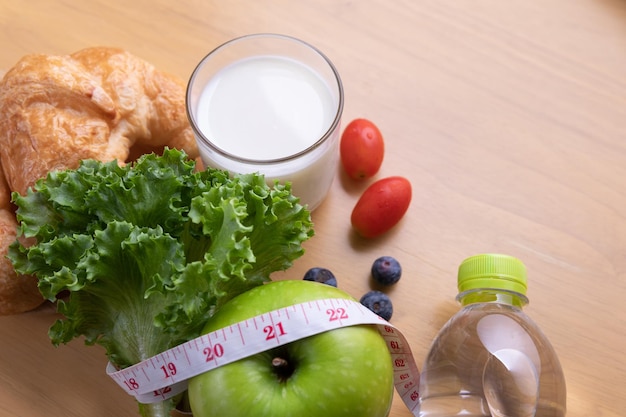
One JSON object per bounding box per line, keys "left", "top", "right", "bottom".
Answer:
{"left": 1, "top": 1, "right": 625, "bottom": 416}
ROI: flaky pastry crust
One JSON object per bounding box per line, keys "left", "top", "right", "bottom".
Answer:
{"left": 0, "top": 46, "right": 199, "bottom": 314}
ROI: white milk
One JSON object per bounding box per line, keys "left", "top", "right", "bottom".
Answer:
{"left": 193, "top": 55, "right": 341, "bottom": 210}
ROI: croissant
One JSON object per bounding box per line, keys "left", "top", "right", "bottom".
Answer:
{"left": 0, "top": 46, "right": 199, "bottom": 314}
{"left": 0, "top": 168, "right": 43, "bottom": 315}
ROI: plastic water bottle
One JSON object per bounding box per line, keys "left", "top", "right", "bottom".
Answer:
{"left": 418, "top": 254, "right": 566, "bottom": 417}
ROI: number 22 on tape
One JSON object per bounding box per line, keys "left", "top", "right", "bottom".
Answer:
{"left": 106, "top": 298, "right": 421, "bottom": 414}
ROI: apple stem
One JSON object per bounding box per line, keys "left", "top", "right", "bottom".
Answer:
{"left": 272, "top": 356, "right": 294, "bottom": 382}
{"left": 272, "top": 357, "right": 289, "bottom": 368}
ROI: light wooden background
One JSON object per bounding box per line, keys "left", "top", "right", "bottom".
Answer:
{"left": 1, "top": 1, "right": 625, "bottom": 416}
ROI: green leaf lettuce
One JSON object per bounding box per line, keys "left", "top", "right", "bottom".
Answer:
{"left": 8, "top": 148, "right": 314, "bottom": 371}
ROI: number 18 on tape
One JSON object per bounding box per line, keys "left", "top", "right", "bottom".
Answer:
{"left": 106, "top": 298, "right": 421, "bottom": 415}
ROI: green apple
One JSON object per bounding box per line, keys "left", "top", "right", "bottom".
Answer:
{"left": 188, "top": 279, "right": 394, "bottom": 417}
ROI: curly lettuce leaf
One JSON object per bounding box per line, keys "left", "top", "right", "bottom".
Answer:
{"left": 9, "top": 148, "right": 314, "bottom": 369}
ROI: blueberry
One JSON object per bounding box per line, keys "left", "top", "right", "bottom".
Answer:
{"left": 360, "top": 291, "right": 393, "bottom": 321}
{"left": 371, "top": 256, "right": 402, "bottom": 286}
{"left": 303, "top": 267, "right": 337, "bottom": 287}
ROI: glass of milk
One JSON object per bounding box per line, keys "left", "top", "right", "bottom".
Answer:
{"left": 186, "top": 33, "right": 344, "bottom": 211}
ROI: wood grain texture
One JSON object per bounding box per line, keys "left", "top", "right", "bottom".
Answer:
{"left": 1, "top": 1, "right": 625, "bottom": 416}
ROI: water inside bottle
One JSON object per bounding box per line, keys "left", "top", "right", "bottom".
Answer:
{"left": 483, "top": 349, "right": 538, "bottom": 417}
{"left": 478, "top": 314, "right": 540, "bottom": 417}
{"left": 418, "top": 304, "right": 566, "bottom": 417}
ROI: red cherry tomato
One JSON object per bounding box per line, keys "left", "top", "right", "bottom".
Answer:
{"left": 340, "top": 118, "right": 385, "bottom": 180}
{"left": 351, "top": 176, "right": 412, "bottom": 238}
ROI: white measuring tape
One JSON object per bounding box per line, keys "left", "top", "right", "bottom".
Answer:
{"left": 106, "top": 298, "right": 421, "bottom": 414}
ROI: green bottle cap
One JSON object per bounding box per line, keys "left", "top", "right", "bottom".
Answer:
{"left": 458, "top": 254, "right": 527, "bottom": 296}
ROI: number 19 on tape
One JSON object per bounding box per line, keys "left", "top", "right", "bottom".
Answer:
{"left": 106, "top": 298, "right": 421, "bottom": 415}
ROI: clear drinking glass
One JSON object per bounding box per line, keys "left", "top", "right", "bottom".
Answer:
{"left": 186, "top": 33, "right": 344, "bottom": 210}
